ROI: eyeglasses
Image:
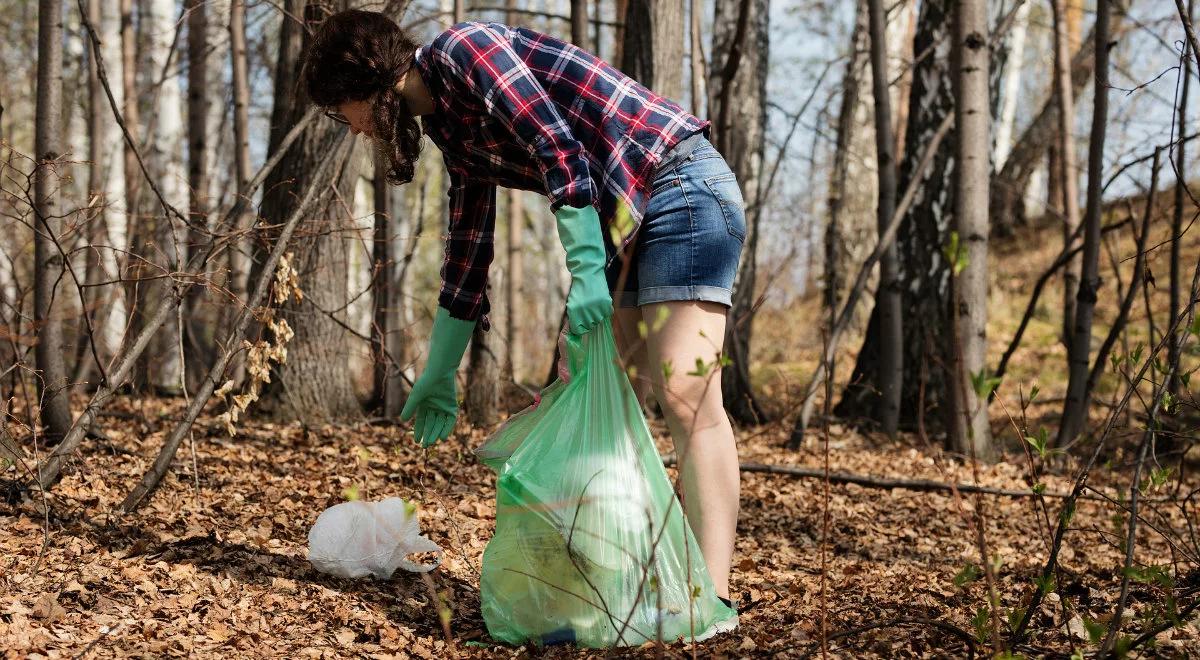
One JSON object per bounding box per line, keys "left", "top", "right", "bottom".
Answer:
{"left": 324, "top": 109, "right": 350, "bottom": 125}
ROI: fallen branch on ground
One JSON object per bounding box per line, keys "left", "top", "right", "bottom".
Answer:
{"left": 661, "top": 456, "right": 1173, "bottom": 502}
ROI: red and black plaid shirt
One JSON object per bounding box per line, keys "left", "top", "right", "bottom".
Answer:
{"left": 415, "top": 21, "right": 709, "bottom": 324}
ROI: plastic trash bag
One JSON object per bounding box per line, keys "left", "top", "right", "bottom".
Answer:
{"left": 307, "top": 497, "right": 441, "bottom": 578}
{"left": 475, "top": 319, "right": 734, "bottom": 647}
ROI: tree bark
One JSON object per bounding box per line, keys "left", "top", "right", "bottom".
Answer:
{"left": 184, "top": 0, "right": 212, "bottom": 385}
{"left": 838, "top": 0, "right": 955, "bottom": 433}
{"left": 620, "top": 0, "right": 684, "bottom": 101}
{"left": 992, "top": 0, "right": 1028, "bottom": 169}
{"left": 75, "top": 0, "right": 131, "bottom": 370}
{"left": 689, "top": 0, "right": 707, "bottom": 117}
{"left": 145, "top": 0, "right": 189, "bottom": 394}
{"left": 948, "top": 0, "right": 993, "bottom": 459}
{"left": 866, "top": 0, "right": 901, "bottom": 436}
{"left": 1169, "top": 0, "right": 1194, "bottom": 397}
{"left": 1052, "top": 0, "right": 1082, "bottom": 354}
{"left": 230, "top": 0, "right": 252, "bottom": 300}
{"left": 506, "top": 188, "right": 523, "bottom": 380}
{"left": 571, "top": 0, "right": 588, "bottom": 49}
{"left": 34, "top": 0, "right": 73, "bottom": 441}
{"left": 1057, "top": 0, "right": 1111, "bottom": 446}
{"left": 255, "top": 1, "right": 366, "bottom": 423}
{"left": 711, "top": 0, "right": 769, "bottom": 425}
{"left": 613, "top": 0, "right": 629, "bottom": 65}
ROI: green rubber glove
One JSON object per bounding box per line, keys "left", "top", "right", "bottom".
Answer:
{"left": 401, "top": 306, "right": 476, "bottom": 447}
{"left": 554, "top": 205, "right": 613, "bottom": 335}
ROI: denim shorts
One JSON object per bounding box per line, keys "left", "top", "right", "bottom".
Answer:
{"left": 606, "top": 135, "right": 746, "bottom": 308}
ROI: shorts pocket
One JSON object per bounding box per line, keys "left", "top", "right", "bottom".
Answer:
{"left": 704, "top": 173, "right": 747, "bottom": 242}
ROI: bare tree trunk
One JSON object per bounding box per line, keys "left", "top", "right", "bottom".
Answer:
{"left": 35, "top": 0, "right": 73, "bottom": 441}
{"left": 689, "top": 0, "right": 707, "bottom": 117}
{"left": 989, "top": 12, "right": 1128, "bottom": 237}
{"left": 571, "top": 0, "right": 588, "bottom": 49}
{"left": 453, "top": 0, "right": 464, "bottom": 22}
{"left": 711, "top": 0, "right": 769, "bottom": 425}
{"left": 506, "top": 188, "right": 523, "bottom": 380}
{"left": 948, "top": 0, "right": 993, "bottom": 459}
{"left": 592, "top": 0, "right": 603, "bottom": 59}
{"left": 1169, "top": 0, "right": 1194, "bottom": 397}
{"left": 146, "top": 0, "right": 188, "bottom": 394}
{"left": 255, "top": 1, "right": 366, "bottom": 423}
{"left": 613, "top": 0, "right": 628, "bottom": 64}
{"left": 230, "top": 0, "right": 252, "bottom": 300}
{"left": 838, "top": 0, "right": 955, "bottom": 433}
{"left": 1057, "top": 0, "right": 1111, "bottom": 446}
{"left": 824, "top": 0, "right": 867, "bottom": 318}
{"left": 184, "top": 0, "right": 212, "bottom": 385}
{"left": 620, "top": 0, "right": 684, "bottom": 101}
{"left": 993, "top": 0, "right": 1028, "bottom": 168}
{"left": 1052, "top": 0, "right": 1082, "bottom": 354}
{"left": 372, "top": 152, "right": 392, "bottom": 410}
{"left": 865, "top": 0, "right": 901, "bottom": 436}
{"left": 502, "top": 0, "right": 524, "bottom": 385}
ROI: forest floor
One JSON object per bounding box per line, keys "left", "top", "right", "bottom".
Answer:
{"left": 2, "top": 389, "right": 1199, "bottom": 658}
{"left": 5, "top": 194, "right": 1200, "bottom": 657}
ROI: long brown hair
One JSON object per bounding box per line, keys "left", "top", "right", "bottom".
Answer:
{"left": 303, "top": 9, "right": 422, "bottom": 184}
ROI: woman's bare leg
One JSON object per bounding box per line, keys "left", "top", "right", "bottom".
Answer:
{"left": 642, "top": 300, "right": 739, "bottom": 600}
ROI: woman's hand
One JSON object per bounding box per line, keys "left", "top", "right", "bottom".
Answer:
{"left": 400, "top": 307, "right": 475, "bottom": 447}
{"left": 401, "top": 370, "right": 459, "bottom": 447}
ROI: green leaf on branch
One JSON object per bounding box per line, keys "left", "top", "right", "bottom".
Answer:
{"left": 1035, "top": 573, "right": 1056, "bottom": 595}
{"left": 944, "top": 231, "right": 970, "bottom": 276}
{"left": 971, "top": 368, "right": 1002, "bottom": 399}
{"left": 1024, "top": 427, "right": 1050, "bottom": 458}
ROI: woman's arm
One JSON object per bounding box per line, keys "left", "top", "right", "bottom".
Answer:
{"left": 428, "top": 22, "right": 597, "bottom": 212}
{"left": 440, "top": 169, "right": 498, "bottom": 324}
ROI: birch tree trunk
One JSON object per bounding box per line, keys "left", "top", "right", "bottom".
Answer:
{"left": 92, "top": 0, "right": 130, "bottom": 365}
{"left": 146, "top": 0, "right": 188, "bottom": 394}
{"left": 35, "top": 0, "right": 73, "bottom": 440}
{"left": 838, "top": 0, "right": 956, "bottom": 432}
{"left": 710, "top": 0, "right": 769, "bottom": 425}
{"left": 230, "top": 0, "right": 252, "bottom": 300}
{"left": 1057, "top": 0, "right": 1112, "bottom": 446}
{"left": 948, "top": 0, "right": 993, "bottom": 458}
{"left": 993, "top": 0, "right": 1029, "bottom": 168}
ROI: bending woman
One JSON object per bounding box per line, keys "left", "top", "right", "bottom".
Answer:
{"left": 302, "top": 10, "right": 745, "bottom": 624}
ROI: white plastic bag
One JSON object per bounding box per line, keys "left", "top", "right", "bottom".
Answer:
{"left": 307, "top": 497, "right": 441, "bottom": 578}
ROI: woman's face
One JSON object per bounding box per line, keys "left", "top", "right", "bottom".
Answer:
{"left": 331, "top": 98, "right": 375, "bottom": 137}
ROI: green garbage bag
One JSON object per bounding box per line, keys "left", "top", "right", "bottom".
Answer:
{"left": 475, "top": 319, "right": 734, "bottom": 647}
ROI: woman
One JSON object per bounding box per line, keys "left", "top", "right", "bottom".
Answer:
{"left": 303, "top": 9, "right": 744, "bottom": 633}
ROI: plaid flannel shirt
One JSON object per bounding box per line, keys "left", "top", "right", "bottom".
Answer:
{"left": 415, "top": 21, "right": 709, "bottom": 325}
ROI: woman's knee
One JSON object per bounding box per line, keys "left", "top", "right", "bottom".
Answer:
{"left": 655, "top": 372, "right": 726, "bottom": 432}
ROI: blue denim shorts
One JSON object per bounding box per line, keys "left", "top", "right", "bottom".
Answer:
{"left": 606, "top": 135, "right": 746, "bottom": 308}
